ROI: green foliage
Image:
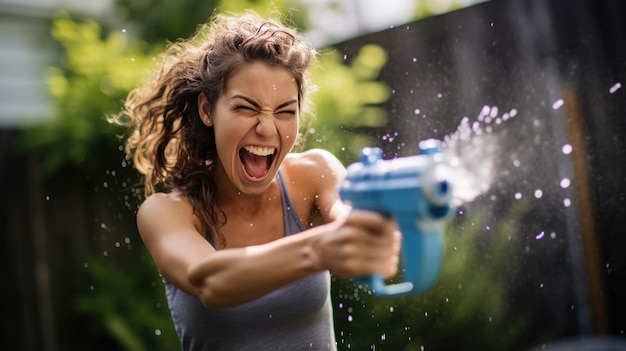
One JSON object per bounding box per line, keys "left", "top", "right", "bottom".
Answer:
{"left": 76, "top": 253, "right": 178, "bottom": 351}
{"left": 332, "top": 201, "right": 533, "bottom": 350}
{"left": 113, "top": 0, "right": 220, "bottom": 43}
{"left": 18, "top": 13, "right": 160, "bottom": 176}
{"left": 306, "top": 44, "right": 391, "bottom": 164}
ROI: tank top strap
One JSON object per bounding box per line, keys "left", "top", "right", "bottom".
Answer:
{"left": 276, "top": 171, "right": 305, "bottom": 235}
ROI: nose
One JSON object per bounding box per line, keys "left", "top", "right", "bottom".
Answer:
{"left": 255, "top": 113, "right": 278, "bottom": 137}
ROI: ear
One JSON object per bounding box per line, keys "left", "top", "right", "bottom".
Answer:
{"left": 198, "top": 93, "right": 213, "bottom": 127}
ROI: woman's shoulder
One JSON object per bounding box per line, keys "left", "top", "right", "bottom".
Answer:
{"left": 283, "top": 148, "right": 345, "bottom": 172}
{"left": 281, "top": 148, "right": 346, "bottom": 187}
{"left": 136, "top": 190, "right": 203, "bottom": 240}
{"left": 137, "top": 190, "right": 194, "bottom": 222}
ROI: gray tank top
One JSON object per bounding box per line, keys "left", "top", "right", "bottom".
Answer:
{"left": 164, "top": 172, "right": 336, "bottom": 350}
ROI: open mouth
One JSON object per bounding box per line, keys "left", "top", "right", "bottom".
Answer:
{"left": 239, "top": 146, "right": 276, "bottom": 179}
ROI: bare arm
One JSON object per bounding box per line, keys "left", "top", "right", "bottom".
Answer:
{"left": 138, "top": 193, "right": 328, "bottom": 308}
{"left": 138, "top": 150, "right": 398, "bottom": 308}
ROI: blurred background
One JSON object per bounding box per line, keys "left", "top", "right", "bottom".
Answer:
{"left": 1, "top": 0, "right": 625, "bottom": 350}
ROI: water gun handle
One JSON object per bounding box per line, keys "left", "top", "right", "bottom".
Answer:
{"left": 354, "top": 217, "right": 444, "bottom": 296}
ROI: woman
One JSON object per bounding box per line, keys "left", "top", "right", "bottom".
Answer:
{"left": 115, "top": 11, "right": 400, "bottom": 350}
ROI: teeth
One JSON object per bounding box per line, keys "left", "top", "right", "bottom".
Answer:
{"left": 244, "top": 146, "right": 275, "bottom": 156}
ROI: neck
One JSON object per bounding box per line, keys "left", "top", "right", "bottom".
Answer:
{"left": 212, "top": 164, "right": 280, "bottom": 216}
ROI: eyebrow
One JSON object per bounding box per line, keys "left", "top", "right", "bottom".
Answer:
{"left": 230, "top": 95, "right": 298, "bottom": 110}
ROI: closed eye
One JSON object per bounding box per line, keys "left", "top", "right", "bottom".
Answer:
{"left": 277, "top": 110, "right": 296, "bottom": 115}
{"left": 234, "top": 105, "right": 258, "bottom": 114}
{"left": 275, "top": 110, "right": 297, "bottom": 121}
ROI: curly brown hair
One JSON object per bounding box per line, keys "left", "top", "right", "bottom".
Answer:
{"left": 113, "top": 11, "right": 317, "bottom": 247}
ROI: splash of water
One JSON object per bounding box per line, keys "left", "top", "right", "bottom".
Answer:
{"left": 440, "top": 105, "right": 513, "bottom": 207}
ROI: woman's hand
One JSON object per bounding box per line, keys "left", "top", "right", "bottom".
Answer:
{"left": 313, "top": 209, "right": 401, "bottom": 279}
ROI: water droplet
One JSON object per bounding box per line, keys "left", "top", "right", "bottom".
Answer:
{"left": 154, "top": 329, "right": 161, "bottom": 336}
{"left": 347, "top": 315, "right": 353, "bottom": 322}
{"left": 550, "top": 232, "right": 557, "bottom": 239}
{"left": 552, "top": 99, "right": 564, "bottom": 110}
{"left": 414, "top": 108, "right": 421, "bottom": 115}
{"left": 480, "top": 105, "right": 491, "bottom": 116}
{"left": 490, "top": 106, "right": 499, "bottom": 118}
{"left": 534, "top": 189, "right": 543, "bottom": 198}
{"left": 412, "top": 57, "right": 417, "bottom": 63}
{"left": 121, "top": 28, "right": 127, "bottom": 33}
{"left": 514, "top": 192, "right": 523, "bottom": 200}
{"left": 609, "top": 82, "right": 622, "bottom": 94}
{"left": 560, "top": 178, "right": 571, "bottom": 188}
{"left": 45, "top": 196, "right": 51, "bottom": 201}
{"left": 535, "top": 231, "right": 545, "bottom": 240}
{"left": 562, "top": 144, "right": 573, "bottom": 154}
{"left": 563, "top": 198, "right": 571, "bottom": 207}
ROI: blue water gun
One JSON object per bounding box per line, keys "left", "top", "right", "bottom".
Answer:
{"left": 339, "top": 139, "right": 454, "bottom": 296}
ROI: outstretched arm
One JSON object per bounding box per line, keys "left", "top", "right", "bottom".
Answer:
{"left": 137, "top": 150, "right": 399, "bottom": 308}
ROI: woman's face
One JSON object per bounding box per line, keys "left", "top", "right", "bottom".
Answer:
{"left": 203, "top": 61, "right": 300, "bottom": 195}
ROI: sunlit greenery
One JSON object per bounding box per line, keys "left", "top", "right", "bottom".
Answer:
{"left": 17, "top": 13, "right": 160, "bottom": 176}
{"left": 306, "top": 43, "right": 390, "bottom": 163}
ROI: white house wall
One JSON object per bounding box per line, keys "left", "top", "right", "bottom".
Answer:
{"left": 0, "top": 0, "right": 111, "bottom": 128}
